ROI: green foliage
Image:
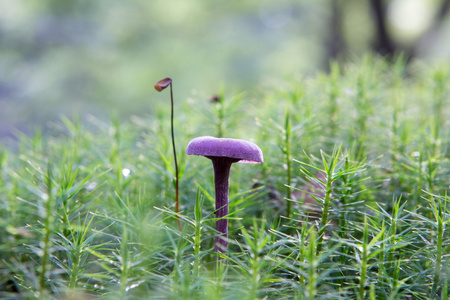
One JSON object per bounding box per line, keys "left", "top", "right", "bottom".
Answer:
{"left": 1, "top": 57, "right": 449, "bottom": 299}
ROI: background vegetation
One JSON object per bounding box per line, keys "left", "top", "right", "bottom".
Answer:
{"left": 2, "top": 0, "right": 450, "bottom": 136}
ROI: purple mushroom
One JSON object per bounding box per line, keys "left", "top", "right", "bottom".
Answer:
{"left": 186, "top": 136, "right": 263, "bottom": 253}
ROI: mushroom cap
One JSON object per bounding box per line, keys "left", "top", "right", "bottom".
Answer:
{"left": 186, "top": 136, "right": 263, "bottom": 163}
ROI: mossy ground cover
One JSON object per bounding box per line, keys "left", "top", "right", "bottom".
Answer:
{"left": 0, "top": 57, "right": 449, "bottom": 299}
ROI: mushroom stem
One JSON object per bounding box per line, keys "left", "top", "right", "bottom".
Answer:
{"left": 210, "top": 157, "right": 238, "bottom": 253}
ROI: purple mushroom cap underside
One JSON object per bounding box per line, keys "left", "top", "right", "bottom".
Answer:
{"left": 186, "top": 136, "right": 263, "bottom": 163}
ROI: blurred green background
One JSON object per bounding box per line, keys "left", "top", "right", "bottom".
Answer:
{"left": 1, "top": 0, "right": 450, "bottom": 137}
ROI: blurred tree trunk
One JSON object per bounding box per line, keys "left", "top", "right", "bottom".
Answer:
{"left": 326, "top": 0, "right": 346, "bottom": 63}
{"left": 369, "top": 0, "right": 450, "bottom": 59}
{"left": 369, "top": 0, "right": 396, "bottom": 56}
